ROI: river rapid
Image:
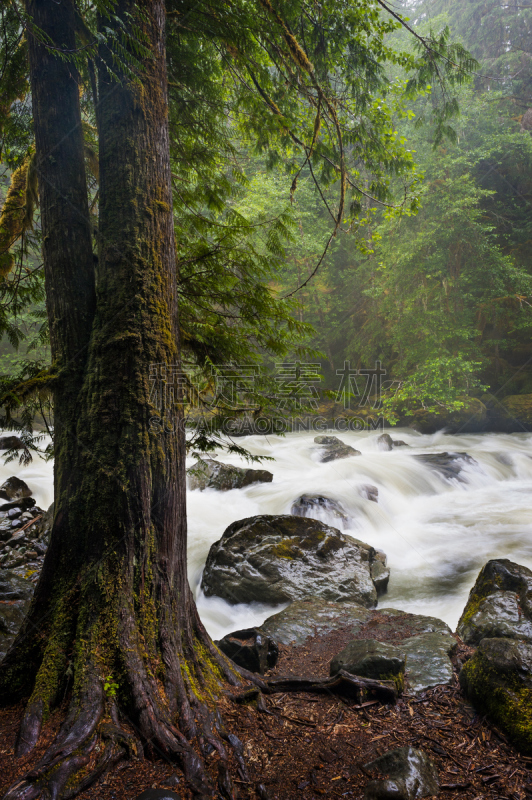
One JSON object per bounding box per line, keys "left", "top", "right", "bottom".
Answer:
{"left": 3, "top": 429, "right": 532, "bottom": 641}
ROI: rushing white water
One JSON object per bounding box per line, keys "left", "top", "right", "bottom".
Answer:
{"left": 189, "top": 429, "right": 532, "bottom": 640}
{"left": 3, "top": 429, "right": 532, "bottom": 642}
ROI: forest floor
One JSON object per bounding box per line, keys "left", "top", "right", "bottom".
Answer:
{"left": 1, "top": 638, "right": 531, "bottom": 800}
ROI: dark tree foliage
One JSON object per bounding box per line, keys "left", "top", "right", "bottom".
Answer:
{"left": 0, "top": 2, "right": 473, "bottom": 797}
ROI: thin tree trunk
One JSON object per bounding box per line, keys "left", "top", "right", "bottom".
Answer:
{"left": 0, "top": 0, "right": 96, "bottom": 704}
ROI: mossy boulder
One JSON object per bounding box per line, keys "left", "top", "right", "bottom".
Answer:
{"left": 187, "top": 458, "right": 273, "bottom": 491}
{"left": 399, "top": 631, "right": 457, "bottom": 694}
{"left": 314, "top": 435, "right": 361, "bottom": 462}
{"left": 457, "top": 559, "right": 532, "bottom": 646}
{"left": 460, "top": 637, "right": 532, "bottom": 754}
{"left": 201, "top": 515, "right": 384, "bottom": 606}
{"left": 399, "top": 398, "right": 488, "bottom": 434}
{"left": 363, "top": 747, "right": 439, "bottom": 800}
{"left": 330, "top": 630, "right": 455, "bottom": 695}
{"left": 500, "top": 394, "right": 532, "bottom": 427}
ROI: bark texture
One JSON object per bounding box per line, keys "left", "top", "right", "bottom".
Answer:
{"left": 0, "top": 3, "right": 250, "bottom": 798}
{"left": 0, "top": 0, "right": 96, "bottom": 705}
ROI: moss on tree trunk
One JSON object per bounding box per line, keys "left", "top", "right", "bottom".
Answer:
{"left": 0, "top": 2, "right": 253, "bottom": 798}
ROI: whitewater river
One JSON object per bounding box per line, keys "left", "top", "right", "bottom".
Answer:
{"left": 3, "top": 429, "right": 532, "bottom": 640}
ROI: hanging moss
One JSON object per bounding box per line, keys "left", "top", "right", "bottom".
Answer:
{"left": 0, "top": 157, "right": 36, "bottom": 277}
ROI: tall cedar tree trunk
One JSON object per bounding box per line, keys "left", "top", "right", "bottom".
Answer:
{"left": 0, "top": 2, "right": 251, "bottom": 798}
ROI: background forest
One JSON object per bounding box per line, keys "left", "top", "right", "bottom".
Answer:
{"left": 1, "top": 0, "right": 532, "bottom": 440}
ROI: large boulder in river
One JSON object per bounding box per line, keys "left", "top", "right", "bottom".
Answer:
{"left": 201, "top": 515, "right": 382, "bottom": 607}
{"left": 414, "top": 452, "right": 477, "bottom": 482}
{"left": 314, "top": 435, "right": 361, "bottom": 462}
{"left": 460, "top": 637, "right": 532, "bottom": 754}
{"left": 256, "top": 598, "right": 456, "bottom": 693}
{"left": 457, "top": 559, "right": 532, "bottom": 645}
{"left": 187, "top": 458, "right": 273, "bottom": 491}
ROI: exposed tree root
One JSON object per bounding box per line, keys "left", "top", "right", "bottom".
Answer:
{"left": 267, "top": 670, "right": 399, "bottom": 704}
{"left": 1, "top": 590, "right": 397, "bottom": 800}
{"left": 0, "top": 577, "right": 270, "bottom": 800}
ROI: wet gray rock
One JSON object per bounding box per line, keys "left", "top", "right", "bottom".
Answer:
{"left": 377, "top": 434, "right": 410, "bottom": 451}
{"left": 371, "top": 551, "right": 390, "bottom": 596}
{"left": 259, "top": 599, "right": 455, "bottom": 693}
{"left": 457, "top": 559, "right": 532, "bottom": 646}
{"left": 0, "top": 476, "right": 32, "bottom": 502}
{"left": 401, "top": 631, "right": 457, "bottom": 694}
{"left": 259, "top": 599, "right": 450, "bottom": 647}
{"left": 314, "top": 435, "right": 361, "bottom": 462}
{"left": 0, "top": 569, "right": 34, "bottom": 659}
{"left": 201, "top": 515, "right": 382, "bottom": 607}
{"left": 377, "top": 434, "right": 394, "bottom": 451}
{"left": 364, "top": 747, "right": 439, "bottom": 800}
{"left": 314, "top": 435, "right": 342, "bottom": 446}
{"left": 32, "top": 540, "right": 47, "bottom": 556}
{"left": 460, "top": 637, "right": 532, "bottom": 754}
{"left": 291, "top": 494, "right": 349, "bottom": 526}
{"left": 360, "top": 484, "right": 379, "bottom": 503}
{"left": 414, "top": 452, "right": 477, "bottom": 482}
{"left": 260, "top": 598, "right": 374, "bottom": 647}
{"left": 187, "top": 458, "right": 273, "bottom": 491}
{"left": 330, "top": 639, "right": 406, "bottom": 684}
{"left": 216, "top": 627, "right": 279, "bottom": 674}
{"left": 331, "top": 630, "right": 455, "bottom": 694}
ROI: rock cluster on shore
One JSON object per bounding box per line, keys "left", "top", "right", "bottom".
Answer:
{"left": 458, "top": 559, "right": 532, "bottom": 754}
{"left": 0, "top": 478, "right": 51, "bottom": 572}
{"left": 0, "top": 477, "right": 53, "bottom": 659}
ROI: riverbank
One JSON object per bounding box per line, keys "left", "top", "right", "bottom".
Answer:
{"left": 1, "top": 640, "right": 529, "bottom": 800}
